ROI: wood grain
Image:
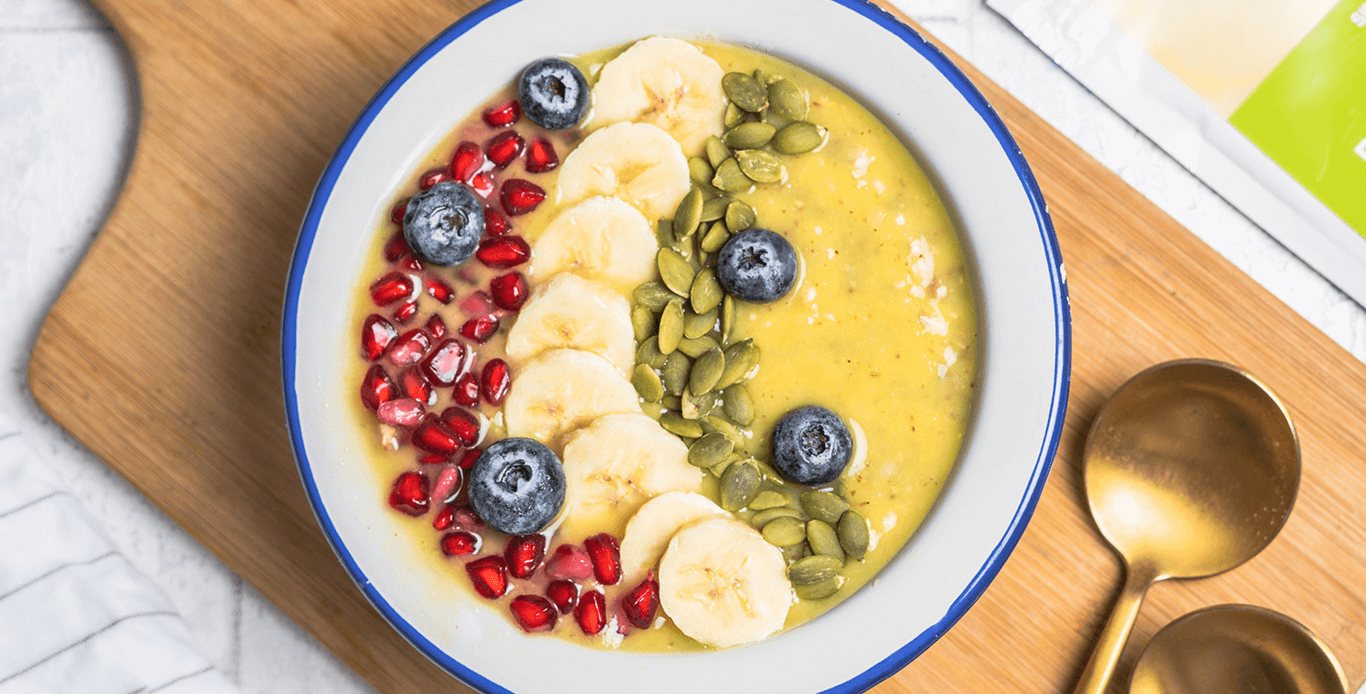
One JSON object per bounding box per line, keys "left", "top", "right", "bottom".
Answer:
{"left": 28, "top": 1, "right": 1366, "bottom": 692}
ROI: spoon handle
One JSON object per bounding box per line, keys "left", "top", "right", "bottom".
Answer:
{"left": 1071, "top": 563, "right": 1158, "bottom": 694}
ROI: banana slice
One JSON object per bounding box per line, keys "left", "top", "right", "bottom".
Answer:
{"left": 558, "top": 413, "right": 705, "bottom": 541}
{"left": 619, "top": 491, "right": 729, "bottom": 583}
{"left": 586, "top": 36, "right": 727, "bottom": 155}
{"left": 556, "top": 121, "right": 690, "bottom": 220}
{"left": 502, "top": 349, "right": 640, "bottom": 447}
{"left": 529, "top": 196, "right": 657, "bottom": 291}
{"left": 659, "top": 517, "right": 792, "bottom": 648}
{"left": 505, "top": 273, "right": 635, "bottom": 375}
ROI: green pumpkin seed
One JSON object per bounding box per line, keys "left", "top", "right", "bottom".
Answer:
{"left": 722, "top": 72, "right": 768, "bottom": 112}
{"left": 719, "top": 461, "right": 760, "bottom": 512}
{"left": 683, "top": 308, "right": 718, "bottom": 339}
{"left": 661, "top": 351, "right": 690, "bottom": 395}
{"left": 788, "top": 555, "right": 842, "bottom": 585}
{"left": 700, "top": 220, "right": 731, "bottom": 253}
{"left": 720, "top": 384, "right": 754, "bottom": 425}
{"left": 708, "top": 455, "right": 740, "bottom": 477}
{"left": 723, "top": 122, "right": 776, "bottom": 150}
{"left": 761, "top": 516, "right": 806, "bottom": 546}
{"left": 735, "top": 149, "right": 784, "bottom": 184}
{"left": 720, "top": 295, "right": 736, "bottom": 342}
{"left": 806, "top": 520, "right": 845, "bottom": 562}
{"left": 767, "top": 78, "right": 809, "bottom": 121}
{"left": 718, "top": 339, "right": 759, "bottom": 387}
{"left": 680, "top": 388, "right": 716, "bottom": 420}
{"left": 748, "top": 490, "right": 789, "bottom": 511}
{"left": 678, "top": 335, "right": 721, "bottom": 359}
{"left": 705, "top": 136, "right": 730, "bottom": 169}
{"left": 687, "top": 157, "right": 714, "bottom": 188}
{"left": 635, "top": 336, "right": 666, "bottom": 370}
{"left": 725, "top": 200, "right": 756, "bottom": 232}
{"left": 655, "top": 218, "right": 674, "bottom": 246}
{"left": 633, "top": 281, "right": 678, "bottom": 312}
{"left": 799, "top": 491, "right": 850, "bottom": 525}
{"left": 660, "top": 412, "right": 703, "bottom": 439}
{"left": 794, "top": 577, "right": 840, "bottom": 601}
{"left": 657, "top": 248, "right": 694, "bottom": 297}
{"left": 773, "top": 121, "right": 824, "bottom": 155}
{"left": 631, "top": 305, "right": 654, "bottom": 342}
{"left": 700, "top": 415, "right": 745, "bottom": 446}
{"left": 690, "top": 269, "right": 723, "bottom": 314}
{"left": 752, "top": 68, "right": 770, "bottom": 85}
{"left": 761, "top": 108, "right": 792, "bottom": 132}
{"left": 834, "top": 479, "right": 851, "bottom": 500}
{"left": 658, "top": 299, "right": 685, "bottom": 354}
{"left": 688, "top": 347, "right": 725, "bottom": 395}
{"left": 673, "top": 187, "right": 703, "bottom": 239}
{"left": 752, "top": 507, "right": 802, "bottom": 529}
{"left": 838, "top": 510, "right": 870, "bottom": 560}
{"left": 711, "top": 158, "right": 750, "bottom": 192}
{"left": 687, "top": 432, "right": 733, "bottom": 468}
{"left": 700, "top": 195, "right": 731, "bottom": 222}
{"left": 661, "top": 394, "right": 682, "bottom": 411}
{"left": 724, "top": 101, "right": 746, "bottom": 128}
{"left": 632, "top": 364, "right": 664, "bottom": 403}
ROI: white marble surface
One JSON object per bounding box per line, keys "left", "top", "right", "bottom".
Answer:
{"left": 2, "top": 0, "right": 1362, "bottom": 691}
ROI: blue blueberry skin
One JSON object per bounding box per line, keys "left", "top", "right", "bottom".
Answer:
{"left": 518, "top": 58, "right": 590, "bottom": 130}
{"left": 468, "top": 438, "right": 566, "bottom": 535}
{"left": 716, "top": 229, "right": 799, "bottom": 303}
{"left": 771, "top": 406, "right": 853, "bottom": 487}
{"left": 402, "top": 180, "right": 484, "bottom": 267}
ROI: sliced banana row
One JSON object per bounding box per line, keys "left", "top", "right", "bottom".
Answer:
{"left": 584, "top": 36, "right": 727, "bottom": 155}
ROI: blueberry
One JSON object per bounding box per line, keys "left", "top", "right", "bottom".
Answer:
{"left": 518, "top": 58, "right": 590, "bottom": 130}
{"left": 468, "top": 438, "right": 566, "bottom": 535}
{"left": 716, "top": 229, "right": 799, "bottom": 303}
{"left": 402, "top": 180, "right": 483, "bottom": 266}
{"left": 771, "top": 406, "right": 853, "bottom": 487}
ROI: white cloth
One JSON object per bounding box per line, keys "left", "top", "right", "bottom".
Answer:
{"left": 0, "top": 416, "right": 240, "bottom": 694}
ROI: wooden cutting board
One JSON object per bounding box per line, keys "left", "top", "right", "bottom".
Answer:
{"left": 29, "top": 1, "right": 1366, "bottom": 692}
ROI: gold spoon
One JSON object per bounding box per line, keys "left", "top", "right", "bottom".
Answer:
{"left": 1072, "top": 359, "right": 1300, "bottom": 694}
{"left": 1130, "top": 604, "right": 1347, "bottom": 694}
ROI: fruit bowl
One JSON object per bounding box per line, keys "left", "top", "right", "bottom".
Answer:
{"left": 282, "top": 0, "right": 1069, "bottom": 692}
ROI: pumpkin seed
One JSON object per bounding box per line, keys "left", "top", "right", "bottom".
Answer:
{"left": 688, "top": 347, "right": 725, "bottom": 395}
{"left": 631, "top": 305, "right": 654, "bottom": 342}
{"left": 723, "top": 122, "right": 776, "bottom": 150}
{"left": 752, "top": 68, "right": 771, "bottom": 85}
{"left": 633, "top": 281, "right": 678, "bottom": 312}
{"left": 718, "top": 339, "right": 759, "bottom": 387}
{"left": 673, "top": 187, "right": 703, "bottom": 239}
{"left": 724, "top": 101, "right": 746, "bottom": 128}
{"left": 720, "top": 295, "right": 736, "bottom": 342}
{"left": 700, "top": 195, "right": 731, "bottom": 222}
{"left": 735, "top": 149, "right": 784, "bottom": 184}
{"left": 632, "top": 364, "right": 663, "bottom": 403}
{"left": 794, "top": 577, "right": 840, "bottom": 601}
{"left": 661, "top": 351, "right": 690, "bottom": 395}
{"left": 661, "top": 394, "right": 682, "bottom": 411}
{"left": 658, "top": 299, "right": 684, "bottom": 354}
{"left": 711, "top": 157, "right": 750, "bottom": 192}
{"left": 788, "top": 555, "right": 842, "bottom": 585}
{"left": 700, "top": 415, "right": 745, "bottom": 446}
{"left": 722, "top": 72, "right": 768, "bottom": 112}
{"left": 680, "top": 388, "right": 716, "bottom": 420}
{"left": 767, "top": 78, "right": 809, "bottom": 121}
{"left": 690, "top": 268, "right": 723, "bottom": 314}
{"left": 748, "top": 490, "right": 789, "bottom": 511}
{"left": 657, "top": 248, "right": 694, "bottom": 297}
{"left": 751, "top": 506, "right": 802, "bottom": 527}
{"left": 761, "top": 108, "right": 791, "bottom": 132}
{"left": 655, "top": 218, "right": 674, "bottom": 247}
{"left": 687, "top": 432, "right": 733, "bottom": 468}
{"left": 683, "top": 308, "right": 718, "bottom": 339}
{"left": 678, "top": 335, "right": 721, "bottom": 359}
{"left": 719, "top": 461, "right": 760, "bottom": 512}
{"left": 725, "top": 200, "right": 756, "bottom": 232}
{"left": 705, "top": 136, "right": 730, "bottom": 169}
{"left": 661, "top": 412, "right": 703, "bottom": 439}
{"left": 806, "top": 520, "right": 845, "bottom": 562}
{"left": 838, "top": 510, "right": 870, "bottom": 560}
{"left": 773, "top": 121, "right": 823, "bottom": 155}
{"left": 687, "top": 157, "right": 714, "bottom": 188}
{"left": 761, "top": 516, "right": 806, "bottom": 546}
{"left": 635, "top": 336, "right": 667, "bottom": 370}
{"left": 700, "top": 220, "right": 731, "bottom": 253}
{"left": 800, "top": 491, "right": 849, "bottom": 524}
{"left": 721, "top": 384, "right": 754, "bottom": 425}
{"left": 834, "top": 479, "right": 851, "bottom": 500}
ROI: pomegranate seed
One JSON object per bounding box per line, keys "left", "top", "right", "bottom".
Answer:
{"left": 475, "top": 235, "right": 531, "bottom": 269}
{"left": 461, "top": 290, "right": 497, "bottom": 317}
{"left": 544, "top": 544, "right": 593, "bottom": 582}
{"left": 421, "top": 339, "right": 471, "bottom": 387}
{"left": 451, "top": 504, "right": 483, "bottom": 529}
{"left": 392, "top": 300, "right": 418, "bottom": 324}
{"left": 425, "top": 314, "right": 447, "bottom": 340}
{"left": 469, "top": 172, "right": 495, "bottom": 198}
{"left": 388, "top": 471, "right": 430, "bottom": 516}
{"left": 441, "top": 407, "right": 481, "bottom": 447}
{"left": 360, "top": 365, "right": 396, "bottom": 411}
{"left": 377, "top": 398, "right": 423, "bottom": 428}
{"left": 453, "top": 372, "right": 481, "bottom": 407}
{"left": 431, "top": 466, "right": 463, "bottom": 504}
{"left": 510, "top": 595, "right": 558, "bottom": 632}
{"left": 425, "top": 276, "right": 455, "bottom": 304}
{"left": 390, "top": 198, "right": 409, "bottom": 225}
{"left": 460, "top": 314, "right": 499, "bottom": 343}
{"left": 525, "top": 137, "right": 559, "bottom": 173}
{"left": 504, "top": 534, "right": 547, "bottom": 579}
{"left": 500, "top": 179, "right": 546, "bottom": 216}
{"left": 584, "top": 534, "right": 622, "bottom": 586}
{"left": 484, "top": 207, "right": 511, "bottom": 236}
{"left": 575, "top": 590, "right": 607, "bottom": 635}
{"left": 399, "top": 367, "right": 433, "bottom": 406}
{"left": 621, "top": 572, "right": 660, "bottom": 628}
{"left": 388, "top": 329, "right": 431, "bottom": 367}
{"left": 419, "top": 167, "right": 452, "bottom": 190}
{"left": 418, "top": 454, "right": 449, "bottom": 464}
{"left": 451, "top": 141, "right": 484, "bottom": 183}
{"left": 433, "top": 504, "right": 456, "bottom": 531}
{"left": 457, "top": 448, "right": 482, "bottom": 471}
{"left": 546, "top": 579, "right": 578, "bottom": 614}
{"left": 360, "top": 314, "right": 398, "bottom": 361}
{"left": 399, "top": 254, "right": 424, "bottom": 272}
{"left": 482, "top": 99, "right": 521, "bottom": 128}
{"left": 383, "top": 231, "right": 411, "bottom": 261}
{"left": 482, "top": 359, "right": 511, "bottom": 406}
{"left": 369, "top": 271, "right": 413, "bottom": 306}
{"left": 466, "top": 556, "right": 509, "bottom": 598}
{"left": 441, "top": 531, "right": 480, "bottom": 556}
{"left": 489, "top": 273, "right": 528, "bottom": 311}
{"left": 411, "top": 414, "right": 461, "bottom": 457}
{"left": 486, "top": 131, "right": 525, "bottom": 168}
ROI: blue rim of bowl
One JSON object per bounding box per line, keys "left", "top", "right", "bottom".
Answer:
{"left": 282, "top": 1, "right": 1071, "bottom": 692}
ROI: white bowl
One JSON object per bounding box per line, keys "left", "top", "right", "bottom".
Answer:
{"left": 283, "top": 1, "right": 1070, "bottom": 692}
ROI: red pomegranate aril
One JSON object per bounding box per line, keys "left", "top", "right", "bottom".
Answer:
{"left": 461, "top": 290, "right": 497, "bottom": 317}
{"left": 441, "top": 407, "right": 481, "bottom": 447}
{"left": 482, "top": 99, "right": 521, "bottom": 128}
{"left": 383, "top": 230, "right": 411, "bottom": 261}
{"left": 453, "top": 372, "right": 481, "bottom": 407}
{"left": 377, "top": 398, "right": 423, "bottom": 428}
{"left": 369, "top": 271, "right": 413, "bottom": 306}
{"left": 475, "top": 235, "right": 531, "bottom": 269}
{"left": 584, "top": 533, "right": 622, "bottom": 586}
{"left": 489, "top": 273, "right": 529, "bottom": 311}
{"left": 421, "top": 339, "right": 471, "bottom": 387}
{"left": 451, "top": 503, "right": 483, "bottom": 529}
{"left": 500, "top": 178, "right": 546, "bottom": 216}
{"left": 510, "top": 595, "right": 558, "bottom": 633}
{"left": 525, "top": 137, "right": 559, "bottom": 173}
{"left": 411, "top": 414, "right": 461, "bottom": 457}
{"left": 441, "top": 531, "right": 480, "bottom": 557}
{"left": 400, "top": 367, "right": 434, "bottom": 405}
{"left": 419, "top": 454, "right": 449, "bottom": 465}
{"left": 546, "top": 579, "right": 578, "bottom": 614}
{"left": 425, "top": 314, "right": 447, "bottom": 340}
{"left": 451, "top": 141, "right": 484, "bottom": 183}
{"left": 504, "top": 534, "right": 547, "bottom": 579}
{"left": 361, "top": 314, "right": 398, "bottom": 361}
{"left": 621, "top": 572, "right": 660, "bottom": 629}
{"left": 388, "top": 329, "right": 431, "bottom": 367}
{"left": 392, "top": 300, "right": 418, "bottom": 324}
{"left": 360, "top": 365, "right": 396, "bottom": 411}
{"left": 459, "top": 314, "right": 499, "bottom": 343}
{"left": 466, "top": 556, "right": 509, "bottom": 598}
{"left": 457, "top": 448, "right": 482, "bottom": 471}
{"left": 484, "top": 207, "right": 511, "bottom": 236}
{"left": 399, "top": 254, "right": 424, "bottom": 272}
{"left": 486, "top": 131, "right": 525, "bottom": 168}
{"left": 481, "top": 359, "right": 511, "bottom": 406}
{"left": 431, "top": 465, "right": 463, "bottom": 504}
{"left": 469, "top": 172, "right": 495, "bottom": 198}
{"left": 388, "top": 471, "right": 430, "bottom": 517}
{"left": 425, "top": 276, "right": 455, "bottom": 304}
{"left": 433, "top": 504, "right": 456, "bottom": 531}
{"left": 544, "top": 544, "right": 593, "bottom": 582}
{"left": 575, "top": 590, "right": 607, "bottom": 635}
{"left": 390, "top": 198, "right": 409, "bottom": 225}
{"left": 419, "top": 167, "right": 452, "bottom": 190}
